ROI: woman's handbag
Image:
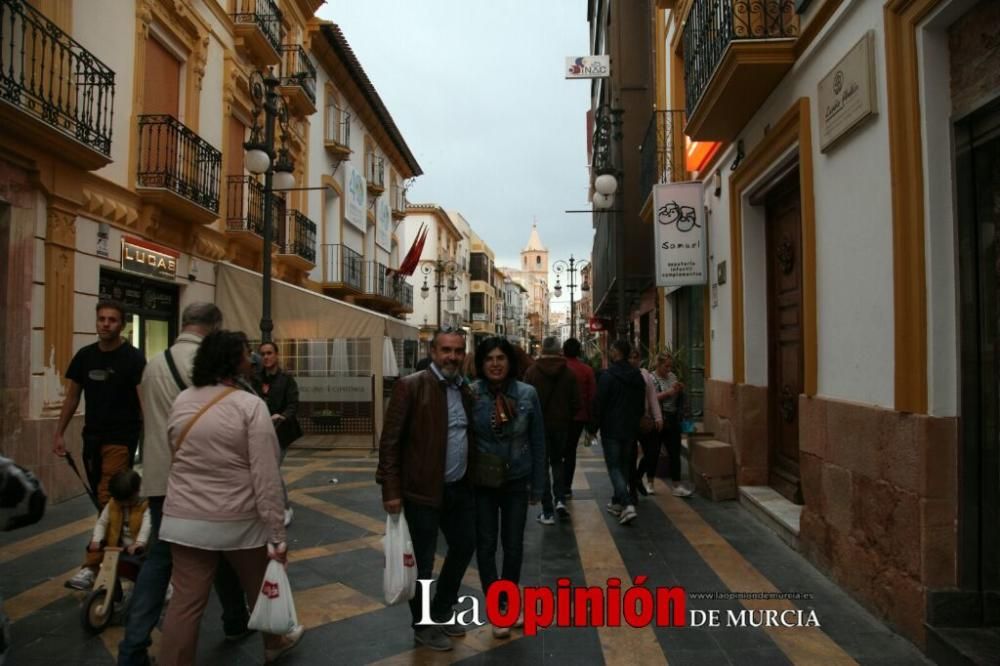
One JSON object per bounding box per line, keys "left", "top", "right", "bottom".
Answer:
{"left": 472, "top": 450, "right": 510, "bottom": 488}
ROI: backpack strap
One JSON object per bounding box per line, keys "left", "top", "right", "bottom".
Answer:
{"left": 164, "top": 348, "right": 187, "bottom": 392}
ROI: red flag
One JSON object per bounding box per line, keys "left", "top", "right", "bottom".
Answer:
{"left": 389, "top": 223, "right": 427, "bottom": 277}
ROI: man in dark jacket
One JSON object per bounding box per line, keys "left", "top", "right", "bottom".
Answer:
{"left": 376, "top": 328, "right": 476, "bottom": 652}
{"left": 255, "top": 342, "right": 302, "bottom": 527}
{"left": 524, "top": 336, "right": 578, "bottom": 524}
{"left": 591, "top": 339, "right": 646, "bottom": 525}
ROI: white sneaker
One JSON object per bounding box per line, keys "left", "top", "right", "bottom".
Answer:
{"left": 284, "top": 507, "right": 294, "bottom": 527}
{"left": 618, "top": 505, "right": 637, "bottom": 525}
{"left": 492, "top": 624, "right": 511, "bottom": 639}
{"left": 65, "top": 567, "right": 96, "bottom": 590}
{"left": 643, "top": 479, "right": 656, "bottom": 495}
{"left": 672, "top": 483, "right": 694, "bottom": 498}
{"left": 606, "top": 502, "right": 623, "bottom": 516}
{"left": 555, "top": 501, "right": 570, "bottom": 518}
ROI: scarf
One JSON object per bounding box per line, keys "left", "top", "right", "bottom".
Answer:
{"left": 487, "top": 380, "right": 518, "bottom": 436}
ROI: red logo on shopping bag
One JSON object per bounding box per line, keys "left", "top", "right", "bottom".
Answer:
{"left": 403, "top": 553, "right": 415, "bottom": 568}
{"left": 262, "top": 580, "right": 280, "bottom": 599}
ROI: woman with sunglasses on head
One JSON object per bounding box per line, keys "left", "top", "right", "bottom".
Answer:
{"left": 469, "top": 337, "right": 545, "bottom": 638}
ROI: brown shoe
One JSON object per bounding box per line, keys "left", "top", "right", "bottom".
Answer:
{"left": 264, "top": 624, "right": 304, "bottom": 663}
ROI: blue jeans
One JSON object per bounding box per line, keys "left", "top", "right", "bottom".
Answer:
{"left": 601, "top": 438, "right": 632, "bottom": 507}
{"left": 117, "top": 498, "right": 250, "bottom": 666}
{"left": 475, "top": 477, "right": 529, "bottom": 609}
{"left": 404, "top": 480, "right": 476, "bottom": 627}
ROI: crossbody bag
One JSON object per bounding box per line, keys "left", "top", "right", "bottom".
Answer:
{"left": 172, "top": 387, "right": 238, "bottom": 456}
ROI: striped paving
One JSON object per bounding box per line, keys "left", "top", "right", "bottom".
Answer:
{"left": 1, "top": 448, "right": 930, "bottom": 665}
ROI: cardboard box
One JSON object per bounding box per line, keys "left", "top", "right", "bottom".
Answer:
{"left": 690, "top": 439, "right": 737, "bottom": 501}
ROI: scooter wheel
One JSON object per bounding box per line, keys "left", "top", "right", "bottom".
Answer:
{"left": 81, "top": 587, "right": 113, "bottom": 634}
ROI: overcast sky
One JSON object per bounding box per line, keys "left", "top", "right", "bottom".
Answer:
{"left": 318, "top": 1, "right": 594, "bottom": 308}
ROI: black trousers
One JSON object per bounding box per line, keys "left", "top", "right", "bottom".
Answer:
{"left": 564, "top": 421, "right": 587, "bottom": 496}
{"left": 403, "top": 480, "right": 476, "bottom": 627}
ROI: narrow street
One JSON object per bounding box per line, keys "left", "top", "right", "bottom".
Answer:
{"left": 2, "top": 447, "right": 929, "bottom": 665}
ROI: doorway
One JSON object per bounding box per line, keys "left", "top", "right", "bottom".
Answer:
{"left": 955, "top": 96, "right": 1000, "bottom": 624}
{"left": 764, "top": 169, "right": 804, "bottom": 503}
{"left": 99, "top": 268, "right": 178, "bottom": 358}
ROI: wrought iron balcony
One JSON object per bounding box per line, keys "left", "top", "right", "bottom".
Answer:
{"left": 390, "top": 181, "right": 406, "bottom": 219}
{"left": 137, "top": 115, "right": 221, "bottom": 220}
{"left": 682, "top": 0, "right": 799, "bottom": 141}
{"left": 0, "top": 0, "right": 115, "bottom": 169}
{"left": 363, "top": 261, "right": 394, "bottom": 299}
{"left": 232, "top": 0, "right": 283, "bottom": 66}
{"left": 277, "top": 209, "right": 316, "bottom": 268}
{"left": 321, "top": 243, "right": 363, "bottom": 291}
{"left": 392, "top": 278, "right": 413, "bottom": 313}
{"left": 278, "top": 44, "right": 316, "bottom": 115}
{"left": 639, "top": 110, "right": 685, "bottom": 200}
{"left": 366, "top": 152, "right": 385, "bottom": 194}
{"left": 225, "top": 175, "right": 284, "bottom": 239}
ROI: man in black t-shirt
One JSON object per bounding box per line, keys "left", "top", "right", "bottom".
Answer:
{"left": 52, "top": 299, "right": 145, "bottom": 590}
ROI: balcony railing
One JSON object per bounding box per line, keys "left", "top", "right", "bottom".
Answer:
{"left": 0, "top": 0, "right": 115, "bottom": 157}
{"left": 683, "top": 0, "right": 798, "bottom": 119}
{"left": 366, "top": 153, "right": 385, "bottom": 189}
{"left": 137, "top": 115, "right": 221, "bottom": 213}
{"left": 364, "top": 261, "right": 394, "bottom": 299}
{"left": 640, "top": 110, "right": 685, "bottom": 198}
{"left": 393, "top": 279, "right": 413, "bottom": 310}
{"left": 390, "top": 181, "right": 406, "bottom": 215}
{"left": 232, "top": 0, "right": 283, "bottom": 55}
{"left": 280, "top": 44, "right": 316, "bottom": 105}
{"left": 225, "top": 175, "right": 284, "bottom": 237}
{"left": 324, "top": 103, "right": 350, "bottom": 147}
{"left": 321, "top": 243, "right": 363, "bottom": 290}
{"left": 280, "top": 209, "right": 316, "bottom": 264}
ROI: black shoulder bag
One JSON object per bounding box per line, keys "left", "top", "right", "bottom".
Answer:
{"left": 164, "top": 348, "right": 188, "bottom": 392}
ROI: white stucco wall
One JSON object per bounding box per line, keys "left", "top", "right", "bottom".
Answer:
{"left": 77, "top": 0, "right": 137, "bottom": 188}
{"left": 710, "top": 0, "right": 896, "bottom": 407}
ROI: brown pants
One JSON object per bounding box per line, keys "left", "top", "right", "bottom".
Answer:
{"left": 158, "top": 544, "right": 283, "bottom": 665}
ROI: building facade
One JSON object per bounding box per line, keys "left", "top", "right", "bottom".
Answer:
{"left": 0, "top": 0, "right": 420, "bottom": 500}
{"left": 636, "top": 0, "right": 1000, "bottom": 657}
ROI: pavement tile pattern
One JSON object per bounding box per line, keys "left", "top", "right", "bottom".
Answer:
{"left": 0, "top": 447, "right": 931, "bottom": 665}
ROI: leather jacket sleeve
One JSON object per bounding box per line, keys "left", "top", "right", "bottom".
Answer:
{"left": 376, "top": 378, "right": 410, "bottom": 503}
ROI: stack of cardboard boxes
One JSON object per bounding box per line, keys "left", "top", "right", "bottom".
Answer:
{"left": 689, "top": 439, "right": 737, "bottom": 501}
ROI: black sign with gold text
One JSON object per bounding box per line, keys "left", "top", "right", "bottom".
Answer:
{"left": 121, "top": 236, "right": 178, "bottom": 280}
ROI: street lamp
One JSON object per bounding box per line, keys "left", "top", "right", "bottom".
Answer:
{"left": 420, "top": 259, "right": 459, "bottom": 328}
{"left": 245, "top": 68, "right": 295, "bottom": 343}
{"left": 553, "top": 255, "right": 591, "bottom": 339}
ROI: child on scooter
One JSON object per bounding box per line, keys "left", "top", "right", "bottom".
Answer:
{"left": 83, "top": 470, "right": 151, "bottom": 572}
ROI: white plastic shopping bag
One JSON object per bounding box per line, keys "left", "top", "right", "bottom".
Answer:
{"left": 382, "top": 512, "right": 417, "bottom": 605}
{"left": 247, "top": 559, "right": 299, "bottom": 634}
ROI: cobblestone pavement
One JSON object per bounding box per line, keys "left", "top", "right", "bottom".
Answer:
{"left": 1, "top": 447, "right": 931, "bottom": 665}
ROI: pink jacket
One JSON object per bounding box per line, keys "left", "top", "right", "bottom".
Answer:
{"left": 164, "top": 385, "right": 286, "bottom": 544}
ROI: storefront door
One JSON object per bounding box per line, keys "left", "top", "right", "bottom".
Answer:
{"left": 955, "top": 97, "right": 1000, "bottom": 624}
{"left": 99, "top": 268, "right": 178, "bottom": 358}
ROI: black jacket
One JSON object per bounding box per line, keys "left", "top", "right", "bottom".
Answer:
{"left": 592, "top": 360, "right": 646, "bottom": 441}
{"left": 254, "top": 369, "right": 301, "bottom": 448}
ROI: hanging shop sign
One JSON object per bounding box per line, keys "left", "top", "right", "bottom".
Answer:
{"left": 344, "top": 163, "right": 367, "bottom": 232}
{"left": 121, "top": 236, "right": 178, "bottom": 281}
{"left": 565, "top": 55, "right": 609, "bottom": 79}
{"left": 818, "top": 30, "right": 878, "bottom": 152}
{"left": 653, "top": 182, "right": 707, "bottom": 287}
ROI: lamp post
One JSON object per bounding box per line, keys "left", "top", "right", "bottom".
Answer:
{"left": 245, "top": 69, "right": 296, "bottom": 343}
{"left": 553, "top": 255, "right": 591, "bottom": 340}
{"left": 420, "top": 259, "right": 459, "bottom": 328}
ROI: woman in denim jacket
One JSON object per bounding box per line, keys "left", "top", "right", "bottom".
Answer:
{"left": 471, "top": 337, "right": 546, "bottom": 638}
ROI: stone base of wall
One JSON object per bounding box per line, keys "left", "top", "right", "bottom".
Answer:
{"left": 4, "top": 414, "right": 87, "bottom": 504}
{"left": 705, "top": 379, "right": 958, "bottom": 647}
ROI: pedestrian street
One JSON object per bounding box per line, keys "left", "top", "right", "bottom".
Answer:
{"left": 1, "top": 447, "right": 930, "bottom": 665}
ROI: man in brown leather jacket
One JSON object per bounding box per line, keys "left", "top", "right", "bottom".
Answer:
{"left": 376, "top": 328, "right": 476, "bottom": 652}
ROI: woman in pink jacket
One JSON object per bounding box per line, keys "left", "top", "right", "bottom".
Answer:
{"left": 158, "top": 331, "right": 303, "bottom": 664}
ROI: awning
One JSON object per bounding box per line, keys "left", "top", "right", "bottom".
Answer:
{"left": 216, "top": 262, "right": 419, "bottom": 341}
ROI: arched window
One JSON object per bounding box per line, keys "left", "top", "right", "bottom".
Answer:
{"left": 536, "top": 256, "right": 541, "bottom": 265}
